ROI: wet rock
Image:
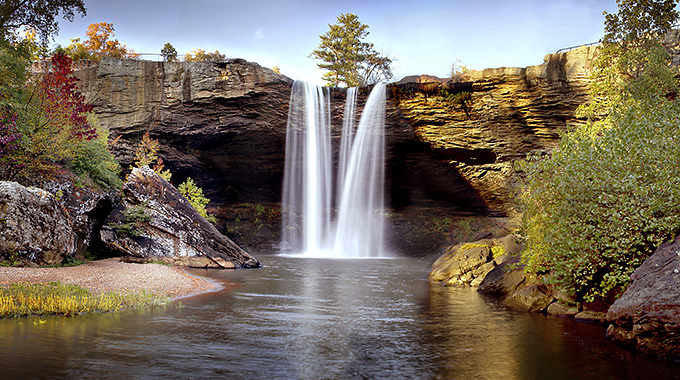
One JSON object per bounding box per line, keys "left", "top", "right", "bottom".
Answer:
{"left": 547, "top": 302, "right": 579, "bottom": 318}
{"left": 503, "top": 281, "right": 554, "bottom": 312}
{"left": 477, "top": 256, "right": 526, "bottom": 296}
{"left": 573, "top": 311, "right": 607, "bottom": 325}
{"left": 101, "top": 166, "right": 259, "bottom": 268}
{"left": 606, "top": 235, "right": 680, "bottom": 359}
{"left": 0, "top": 181, "right": 75, "bottom": 265}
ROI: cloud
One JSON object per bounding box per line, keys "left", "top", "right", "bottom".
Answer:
{"left": 254, "top": 28, "right": 265, "bottom": 40}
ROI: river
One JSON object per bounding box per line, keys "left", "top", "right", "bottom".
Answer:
{"left": 1, "top": 254, "right": 678, "bottom": 379}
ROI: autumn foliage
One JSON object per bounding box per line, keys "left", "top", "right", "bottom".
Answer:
{"left": 64, "top": 22, "right": 139, "bottom": 61}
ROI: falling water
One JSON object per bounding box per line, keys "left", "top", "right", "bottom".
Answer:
{"left": 281, "top": 81, "right": 387, "bottom": 258}
{"left": 336, "top": 86, "right": 358, "bottom": 207}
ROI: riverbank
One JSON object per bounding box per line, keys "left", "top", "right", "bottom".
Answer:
{"left": 0, "top": 258, "right": 218, "bottom": 300}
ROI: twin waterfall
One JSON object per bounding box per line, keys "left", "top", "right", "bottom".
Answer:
{"left": 281, "top": 81, "right": 387, "bottom": 258}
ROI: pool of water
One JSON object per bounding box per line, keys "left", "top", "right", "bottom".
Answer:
{"left": 1, "top": 254, "right": 679, "bottom": 379}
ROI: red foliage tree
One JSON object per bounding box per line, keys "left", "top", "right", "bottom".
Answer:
{"left": 39, "top": 52, "right": 96, "bottom": 140}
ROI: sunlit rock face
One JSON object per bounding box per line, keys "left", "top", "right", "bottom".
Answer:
{"left": 392, "top": 45, "right": 597, "bottom": 214}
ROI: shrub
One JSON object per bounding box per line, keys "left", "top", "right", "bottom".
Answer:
{"left": 178, "top": 177, "right": 216, "bottom": 223}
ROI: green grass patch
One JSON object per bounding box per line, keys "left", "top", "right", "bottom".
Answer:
{"left": 0, "top": 282, "right": 169, "bottom": 318}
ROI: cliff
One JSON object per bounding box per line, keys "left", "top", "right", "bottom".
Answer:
{"left": 393, "top": 46, "right": 596, "bottom": 213}
{"left": 69, "top": 50, "right": 594, "bottom": 252}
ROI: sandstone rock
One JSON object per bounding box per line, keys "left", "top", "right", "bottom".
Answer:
{"left": 547, "top": 302, "right": 579, "bottom": 318}
{"left": 394, "top": 46, "right": 596, "bottom": 214}
{"left": 477, "top": 256, "right": 526, "bottom": 296}
{"left": 101, "top": 166, "right": 259, "bottom": 268}
{"left": 65, "top": 54, "right": 595, "bottom": 253}
{"left": 606, "top": 235, "right": 680, "bottom": 359}
{"left": 574, "top": 311, "right": 607, "bottom": 325}
{"left": 428, "top": 237, "right": 516, "bottom": 287}
{"left": 0, "top": 181, "right": 75, "bottom": 265}
{"left": 503, "top": 283, "right": 554, "bottom": 312}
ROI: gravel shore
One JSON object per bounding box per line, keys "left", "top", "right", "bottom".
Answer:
{"left": 0, "top": 258, "right": 217, "bottom": 299}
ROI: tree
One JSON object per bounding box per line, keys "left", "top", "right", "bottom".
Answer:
{"left": 64, "top": 22, "right": 139, "bottom": 61}
{"left": 178, "top": 177, "right": 215, "bottom": 222}
{"left": 184, "top": 49, "right": 226, "bottom": 62}
{"left": 450, "top": 59, "right": 471, "bottom": 81}
{"left": 161, "top": 43, "right": 177, "bottom": 62}
{"left": 310, "top": 13, "right": 393, "bottom": 87}
{"left": 0, "top": 0, "right": 86, "bottom": 43}
{"left": 133, "top": 131, "right": 171, "bottom": 181}
{"left": 519, "top": 0, "right": 680, "bottom": 302}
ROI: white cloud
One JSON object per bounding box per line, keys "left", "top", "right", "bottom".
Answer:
{"left": 254, "top": 28, "right": 265, "bottom": 40}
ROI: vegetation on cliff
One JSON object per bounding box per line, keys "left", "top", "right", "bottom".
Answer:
{"left": 519, "top": 0, "right": 680, "bottom": 302}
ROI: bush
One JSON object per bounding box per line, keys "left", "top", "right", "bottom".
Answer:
{"left": 178, "top": 177, "right": 216, "bottom": 223}
{"left": 519, "top": 95, "right": 680, "bottom": 302}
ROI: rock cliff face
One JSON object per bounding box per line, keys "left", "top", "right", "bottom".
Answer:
{"left": 72, "top": 49, "right": 594, "bottom": 252}
{"left": 393, "top": 46, "right": 596, "bottom": 213}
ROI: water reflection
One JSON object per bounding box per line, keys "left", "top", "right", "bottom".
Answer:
{"left": 1, "top": 255, "right": 678, "bottom": 379}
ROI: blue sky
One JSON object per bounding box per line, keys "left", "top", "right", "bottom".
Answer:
{"left": 51, "top": 0, "right": 619, "bottom": 84}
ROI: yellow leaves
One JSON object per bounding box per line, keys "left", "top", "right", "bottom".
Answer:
{"left": 66, "top": 22, "right": 139, "bottom": 62}
{"left": 184, "top": 49, "right": 226, "bottom": 62}
{"left": 0, "top": 282, "right": 169, "bottom": 318}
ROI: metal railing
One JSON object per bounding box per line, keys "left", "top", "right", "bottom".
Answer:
{"left": 555, "top": 41, "right": 600, "bottom": 54}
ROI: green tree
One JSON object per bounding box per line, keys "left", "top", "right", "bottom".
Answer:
{"left": 310, "top": 13, "right": 393, "bottom": 87}
{"left": 0, "top": 0, "right": 86, "bottom": 43}
{"left": 161, "top": 43, "right": 177, "bottom": 62}
{"left": 178, "top": 177, "right": 215, "bottom": 222}
{"left": 519, "top": 0, "right": 680, "bottom": 302}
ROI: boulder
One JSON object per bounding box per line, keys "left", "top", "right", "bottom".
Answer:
{"left": 100, "top": 166, "right": 259, "bottom": 269}
{"left": 606, "top": 235, "right": 680, "bottom": 359}
{"left": 502, "top": 280, "right": 554, "bottom": 313}
{"left": 547, "top": 302, "right": 579, "bottom": 318}
{"left": 429, "top": 238, "right": 510, "bottom": 287}
{"left": 477, "top": 256, "right": 526, "bottom": 296}
{"left": 0, "top": 181, "right": 75, "bottom": 265}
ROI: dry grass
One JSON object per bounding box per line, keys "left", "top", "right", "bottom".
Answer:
{"left": 0, "top": 281, "right": 169, "bottom": 318}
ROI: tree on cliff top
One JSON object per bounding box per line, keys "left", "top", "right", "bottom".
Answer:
{"left": 519, "top": 0, "right": 680, "bottom": 303}
{"left": 64, "top": 22, "right": 140, "bottom": 61}
{"left": 310, "top": 13, "right": 392, "bottom": 87}
{"left": 0, "top": 0, "right": 86, "bottom": 43}
{"left": 161, "top": 43, "right": 177, "bottom": 62}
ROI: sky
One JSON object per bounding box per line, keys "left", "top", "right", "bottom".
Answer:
{"left": 50, "top": 0, "right": 620, "bottom": 85}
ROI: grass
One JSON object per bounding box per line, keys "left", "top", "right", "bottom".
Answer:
{"left": 0, "top": 282, "right": 170, "bottom": 318}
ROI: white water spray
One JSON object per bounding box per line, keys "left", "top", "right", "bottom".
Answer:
{"left": 281, "top": 82, "right": 387, "bottom": 258}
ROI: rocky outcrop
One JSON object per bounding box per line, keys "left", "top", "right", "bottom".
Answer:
{"left": 72, "top": 57, "right": 293, "bottom": 206}
{"left": 606, "top": 235, "right": 680, "bottom": 359}
{"left": 394, "top": 46, "right": 596, "bottom": 213}
{"left": 0, "top": 181, "right": 75, "bottom": 265}
{"left": 429, "top": 234, "right": 523, "bottom": 287}
{"left": 101, "top": 166, "right": 259, "bottom": 268}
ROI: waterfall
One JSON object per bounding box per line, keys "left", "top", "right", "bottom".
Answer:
{"left": 281, "top": 82, "right": 387, "bottom": 258}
